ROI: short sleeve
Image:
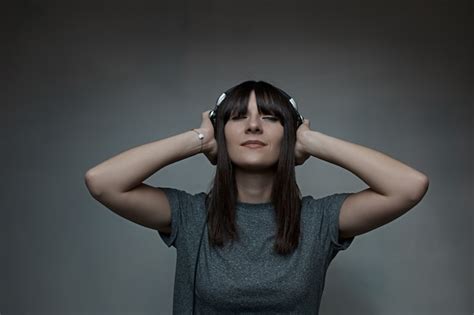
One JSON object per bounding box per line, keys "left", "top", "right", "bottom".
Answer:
{"left": 321, "top": 192, "right": 355, "bottom": 251}
{"left": 156, "top": 186, "right": 202, "bottom": 248}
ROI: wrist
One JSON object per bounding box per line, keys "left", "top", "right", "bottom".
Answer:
{"left": 192, "top": 128, "right": 214, "bottom": 153}
{"left": 300, "top": 130, "right": 318, "bottom": 153}
{"left": 301, "top": 130, "right": 328, "bottom": 160}
{"left": 299, "top": 129, "right": 312, "bottom": 145}
{"left": 189, "top": 129, "right": 204, "bottom": 154}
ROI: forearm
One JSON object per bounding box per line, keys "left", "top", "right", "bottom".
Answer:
{"left": 85, "top": 128, "right": 208, "bottom": 195}
{"left": 301, "top": 130, "right": 429, "bottom": 199}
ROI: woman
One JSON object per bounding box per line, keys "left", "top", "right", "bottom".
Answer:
{"left": 85, "top": 80, "right": 429, "bottom": 314}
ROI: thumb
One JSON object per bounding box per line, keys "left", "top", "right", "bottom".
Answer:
{"left": 201, "top": 110, "right": 212, "bottom": 126}
{"left": 303, "top": 119, "right": 310, "bottom": 127}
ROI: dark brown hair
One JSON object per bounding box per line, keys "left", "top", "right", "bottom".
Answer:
{"left": 204, "top": 80, "right": 302, "bottom": 256}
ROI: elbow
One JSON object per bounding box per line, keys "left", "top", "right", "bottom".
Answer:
{"left": 408, "top": 174, "right": 429, "bottom": 203}
{"left": 84, "top": 169, "right": 103, "bottom": 198}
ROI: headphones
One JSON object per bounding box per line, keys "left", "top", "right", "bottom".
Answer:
{"left": 208, "top": 85, "right": 304, "bottom": 127}
{"left": 192, "top": 85, "right": 303, "bottom": 314}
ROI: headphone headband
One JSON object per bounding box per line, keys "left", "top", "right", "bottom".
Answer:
{"left": 209, "top": 86, "right": 304, "bottom": 126}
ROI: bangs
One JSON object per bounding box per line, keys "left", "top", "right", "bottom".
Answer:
{"left": 255, "top": 84, "right": 286, "bottom": 120}
{"left": 223, "top": 81, "right": 288, "bottom": 123}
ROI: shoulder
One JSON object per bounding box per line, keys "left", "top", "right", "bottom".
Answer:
{"left": 301, "top": 192, "right": 353, "bottom": 219}
{"left": 159, "top": 186, "right": 208, "bottom": 204}
{"left": 303, "top": 192, "right": 352, "bottom": 207}
{"left": 301, "top": 192, "right": 356, "bottom": 251}
{"left": 158, "top": 186, "right": 209, "bottom": 223}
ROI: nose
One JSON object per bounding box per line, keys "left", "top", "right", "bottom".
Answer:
{"left": 245, "top": 114, "right": 263, "bottom": 133}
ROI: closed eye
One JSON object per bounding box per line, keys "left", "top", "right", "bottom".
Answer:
{"left": 264, "top": 117, "right": 279, "bottom": 121}
{"left": 231, "top": 116, "right": 279, "bottom": 121}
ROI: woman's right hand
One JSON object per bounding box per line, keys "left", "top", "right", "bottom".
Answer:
{"left": 198, "top": 110, "right": 218, "bottom": 165}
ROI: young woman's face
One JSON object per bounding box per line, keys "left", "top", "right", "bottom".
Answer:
{"left": 224, "top": 90, "right": 284, "bottom": 171}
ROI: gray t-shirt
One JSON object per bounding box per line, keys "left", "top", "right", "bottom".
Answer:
{"left": 157, "top": 187, "right": 355, "bottom": 314}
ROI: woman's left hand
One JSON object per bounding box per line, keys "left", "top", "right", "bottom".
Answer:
{"left": 295, "top": 119, "right": 311, "bottom": 166}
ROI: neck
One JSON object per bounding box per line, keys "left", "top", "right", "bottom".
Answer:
{"left": 234, "top": 167, "right": 275, "bottom": 203}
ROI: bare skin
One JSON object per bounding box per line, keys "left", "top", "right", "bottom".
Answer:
{"left": 197, "top": 88, "right": 429, "bottom": 239}
{"left": 197, "top": 90, "right": 310, "bottom": 204}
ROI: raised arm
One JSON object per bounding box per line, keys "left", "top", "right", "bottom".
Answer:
{"left": 299, "top": 128, "right": 429, "bottom": 239}
{"left": 84, "top": 111, "right": 216, "bottom": 231}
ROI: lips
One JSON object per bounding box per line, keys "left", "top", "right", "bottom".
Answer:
{"left": 241, "top": 140, "right": 266, "bottom": 146}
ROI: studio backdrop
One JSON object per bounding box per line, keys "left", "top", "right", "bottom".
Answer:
{"left": 1, "top": 1, "right": 472, "bottom": 314}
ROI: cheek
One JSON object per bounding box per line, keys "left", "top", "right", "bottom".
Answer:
{"left": 223, "top": 128, "right": 231, "bottom": 147}
{"left": 224, "top": 127, "right": 239, "bottom": 145}
{"left": 274, "top": 138, "right": 284, "bottom": 155}
{"left": 275, "top": 129, "right": 284, "bottom": 147}
{"left": 224, "top": 125, "right": 234, "bottom": 139}
{"left": 223, "top": 132, "right": 237, "bottom": 156}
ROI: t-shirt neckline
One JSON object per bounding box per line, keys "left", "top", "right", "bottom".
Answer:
{"left": 236, "top": 200, "right": 274, "bottom": 210}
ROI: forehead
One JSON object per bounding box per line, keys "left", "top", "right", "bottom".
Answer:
{"left": 228, "top": 89, "right": 279, "bottom": 117}
{"left": 247, "top": 90, "right": 257, "bottom": 109}
{"left": 240, "top": 90, "right": 261, "bottom": 112}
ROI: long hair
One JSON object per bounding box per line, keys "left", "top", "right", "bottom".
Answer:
{"left": 204, "top": 80, "right": 302, "bottom": 256}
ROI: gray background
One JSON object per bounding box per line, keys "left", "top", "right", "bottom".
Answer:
{"left": 1, "top": 0, "right": 472, "bottom": 314}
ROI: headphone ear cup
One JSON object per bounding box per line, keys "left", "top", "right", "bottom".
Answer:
{"left": 216, "top": 92, "right": 227, "bottom": 106}
{"left": 210, "top": 87, "right": 234, "bottom": 127}
{"left": 209, "top": 110, "right": 218, "bottom": 127}
{"left": 276, "top": 87, "right": 303, "bottom": 124}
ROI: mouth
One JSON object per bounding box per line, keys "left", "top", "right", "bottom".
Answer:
{"left": 241, "top": 140, "right": 266, "bottom": 146}
{"left": 241, "top": 143, "right": 266, "bottom": 149}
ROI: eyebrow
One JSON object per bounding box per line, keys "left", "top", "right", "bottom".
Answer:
{"left": 231, "top": 112, "right": 277, "bottom": 117}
